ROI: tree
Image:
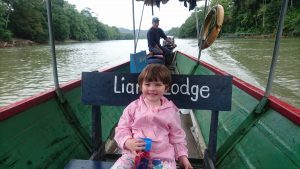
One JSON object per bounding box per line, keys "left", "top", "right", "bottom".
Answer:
{"left": 64, "top": 3, "right": 90, "bottom": 40}
{"left": 168, "top": 27, "right": 180, "bottom": 37}
{"left": 51, "top": 0, "right": 70, "bottom": 41}
{"left": 176, "top": 7, "right": 206, "bottom": 38}
{"left": 95, "top": 22, "right": 108, "bottom": 40}
{"left": 0, "top": 0, "right": 12, "bottom": 41}
{"left": 107, "top": 26, "right": 120, "bottom": 40}
{"left": 8, "top": 0, "right": 47, "bottom": 42}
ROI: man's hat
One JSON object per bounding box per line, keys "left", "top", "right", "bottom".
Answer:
{"left": 152, "top": 17, "right": 160, "bottom": 23}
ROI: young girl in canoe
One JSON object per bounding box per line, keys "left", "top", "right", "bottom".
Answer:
{"left": 111, "top": 64, "right": 192, "bottom": 169}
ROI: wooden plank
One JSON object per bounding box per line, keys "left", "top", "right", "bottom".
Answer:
{"left": 180, "top": 113, "right": 201, "bottom": 159}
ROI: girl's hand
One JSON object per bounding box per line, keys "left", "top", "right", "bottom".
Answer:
{"left": 179, "top": 156, "right": 193, "bottom": 169}
{"left": 124, "top": 138, "right": 146, "bottom": 155}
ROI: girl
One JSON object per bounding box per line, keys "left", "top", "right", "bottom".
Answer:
{"left": 111, "top": 64, "right": 192, "bottom": 169}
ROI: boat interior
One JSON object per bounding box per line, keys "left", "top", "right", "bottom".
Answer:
{"left": 64, "top": 54, "right": 232, "bottom": 169}
{"left": 1, "top": 0, "right": 299, "bottom": 169}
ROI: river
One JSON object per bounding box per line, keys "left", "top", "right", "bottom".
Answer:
{"left": 0, "top": 38, "right": 299, "bottom": 108}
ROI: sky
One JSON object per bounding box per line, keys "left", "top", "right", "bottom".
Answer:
{"left": 66, "top": 0, "right": 205, "bottom": 30}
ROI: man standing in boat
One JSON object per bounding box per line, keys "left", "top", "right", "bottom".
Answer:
{"left": 147, "top": 17, "right": 176, "bottom": 65}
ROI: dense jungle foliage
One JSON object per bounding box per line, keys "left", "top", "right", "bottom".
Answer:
{"left": 0, "top": 0, "right": 133, "bottom": 42}
{"left": 1, "top": 0, "right": 299, "bottom": 43}
{"left": 171, "top": 0, "right": 300, "bottom": 38}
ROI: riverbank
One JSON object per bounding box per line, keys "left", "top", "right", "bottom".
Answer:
{"left": 0, "top": 38, "right": 36, "bottom": 48}
{"left": 0, "top": 38, "right": 84, "bottom": 48}
{"left": 220, "top": 33, "right": 277, "bottom": 39}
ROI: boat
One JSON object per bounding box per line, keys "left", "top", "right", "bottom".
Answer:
{"left": 0, "top": 0, "right": 299, "bottom": 169}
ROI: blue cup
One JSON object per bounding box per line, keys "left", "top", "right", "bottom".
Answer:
{"left": 142, "top": 138, "right": 152, "bottom": 152}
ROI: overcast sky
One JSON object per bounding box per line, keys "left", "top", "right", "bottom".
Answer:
{"left": 66, "top": 0, "right": 205, "bottom": 30}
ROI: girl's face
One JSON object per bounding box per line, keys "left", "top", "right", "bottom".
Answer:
{"left": 142, "top": 80, "right": 168, "bottom": 104}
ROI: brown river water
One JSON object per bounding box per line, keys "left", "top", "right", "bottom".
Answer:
{"left": 0, "top": 38, "right": 299, "bottom": 108}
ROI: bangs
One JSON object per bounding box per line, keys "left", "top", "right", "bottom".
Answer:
{"left": 144, "top": 71, "right": 161, "bottom": 82}
{"left": 138, "top": 64, "right": 171, "bottom": 87}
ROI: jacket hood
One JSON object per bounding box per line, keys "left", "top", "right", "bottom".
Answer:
{"left": 139, "top": 95, "right": 178, "bottom": 111}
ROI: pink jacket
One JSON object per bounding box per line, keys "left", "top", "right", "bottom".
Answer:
{"left": 114, "top": 95, "right": 188, "bottom": 162}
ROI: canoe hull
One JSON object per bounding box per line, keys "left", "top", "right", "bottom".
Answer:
{"left": 0, "top": 52, "right": 299, "bottom": 169}
{"left": 175, "top": 51, "right": 300, "bottom": 169}
{"left": 0, "top": 63, "right": 130, "bottom": 169}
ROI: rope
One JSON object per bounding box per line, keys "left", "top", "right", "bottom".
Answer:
{"left": 46, "top": 0, "right": 65, "bottom": 103}
{"left": 132, "top": 0, "right": 136, "bottom": 53}
{"left": 264, "top": 0, "right": 288, "bottom": 98}
{"left": 195, "top": 7, "right": 200, "bottom": 44}
{"left": 190, "top": 0, "right": 209, "bottom": 75}
{"left": 135, "top": 1, "right": 146, "bottom": 50}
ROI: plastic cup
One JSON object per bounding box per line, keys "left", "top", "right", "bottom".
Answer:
{"left": 142, "top": 138, "right": 152, "bottom": 152}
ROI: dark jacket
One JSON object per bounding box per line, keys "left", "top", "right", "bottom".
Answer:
{"left": 147, "top": 27, "right": 167, "bottom": 49}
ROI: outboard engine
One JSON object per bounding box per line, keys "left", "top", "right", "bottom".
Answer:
{"left": 162, "top": 36, "right": 176, "bottom": 65}
{"left": 163, "top": 36, "right": 175, "bottom": 49}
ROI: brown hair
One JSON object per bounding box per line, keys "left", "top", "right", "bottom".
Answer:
{"left": 138, "top": 64, "right": 171, "bottom": 89}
